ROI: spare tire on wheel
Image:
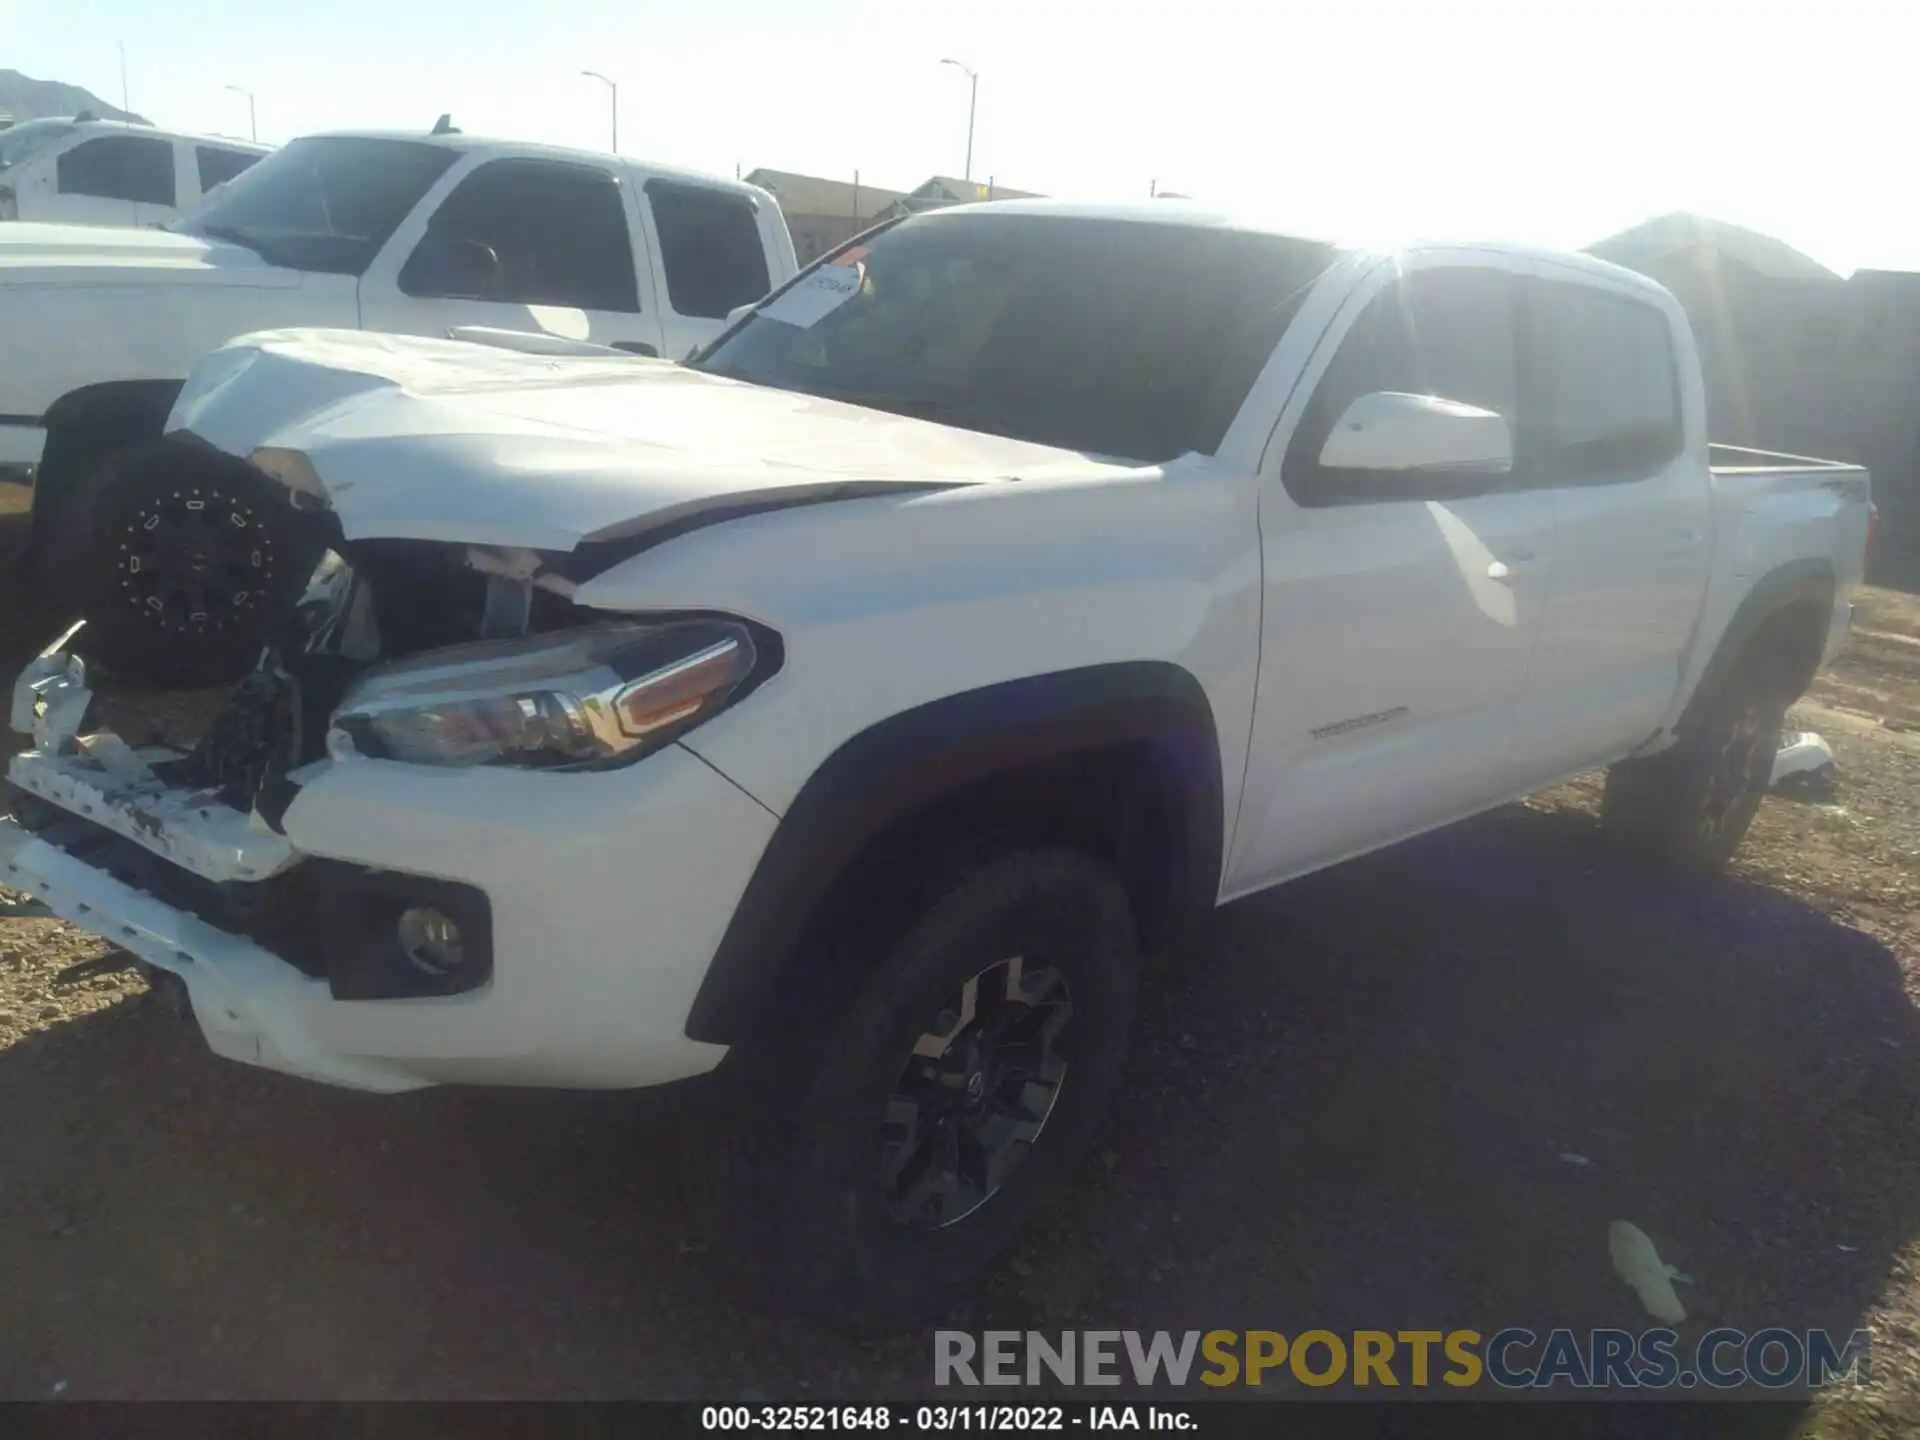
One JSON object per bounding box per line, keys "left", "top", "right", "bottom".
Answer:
{"left": 46, "top": 442, "right": 322, "bottom": 691}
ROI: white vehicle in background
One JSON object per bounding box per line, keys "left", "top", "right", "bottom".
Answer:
{"left": 0, "top": 128, "right": 798, "bottom": 685}
{"left": 0, "top": 115, "right": 269, "bottom": 227}
{"left": 0, "top": 201, "right": 1873, "bottom": 1330}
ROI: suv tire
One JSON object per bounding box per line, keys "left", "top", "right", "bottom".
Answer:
{"left": 735, "top": 847, "right": 1138, "bottom": 1333}
{"left": 1602, "top": 665, "right": 1789, "bottom": 871}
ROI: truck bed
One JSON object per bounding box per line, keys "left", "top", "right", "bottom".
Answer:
{"left": 1709, "top": 442, "right": 1867, "bottom": 478}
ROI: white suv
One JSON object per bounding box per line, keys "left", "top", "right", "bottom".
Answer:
{"left": 0, "top": 116, "right": 269, "bottom": 227}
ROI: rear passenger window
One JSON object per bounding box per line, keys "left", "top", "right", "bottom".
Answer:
{"left": 645, "top": 181, "right": 770, "bottom": 319}
{"left": 1532, "top": 283, "right": 1683, "bottom": 479}
{"left": 1283, "top": 266, "right": 1519, "bottom": 504}
{"left": 196, "top": 146, "right": 261, "bottom": 194}
{"left": 56, "top": 134, "right": 176, "bottom": 206}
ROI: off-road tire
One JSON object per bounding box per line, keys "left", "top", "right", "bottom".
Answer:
{"left": 1601, "top": 667, "right": 1790, "bottom": 872}
{"left": 45, "top": 443, "right": 317, "bottom": 691}
{"left": 731, "top": 848, "right": 1138, "bottom": 1334}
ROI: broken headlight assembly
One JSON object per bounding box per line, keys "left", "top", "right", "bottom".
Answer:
{"left": 328, "top": 619, "right": 763, "bottom": 770}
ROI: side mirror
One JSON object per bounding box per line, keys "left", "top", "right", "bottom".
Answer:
{"left": 1318, "top": 391, "right": 1513, "bottom": 475}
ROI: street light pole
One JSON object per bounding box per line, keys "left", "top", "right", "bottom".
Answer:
{"left": 581, "top": 70, "right": 618, "bottom": 154}
{"left": 225, "top": 85, "right": 256, "bottom": 143}
{"left": 940, "top": 58, "right": 977, "bottom": 183}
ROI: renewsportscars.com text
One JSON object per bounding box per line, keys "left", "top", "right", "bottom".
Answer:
{"left": 934, "top": 1328, "right": 1872, "bottom": 1391}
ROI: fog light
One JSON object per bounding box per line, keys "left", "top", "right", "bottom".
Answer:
{"left": 397, "top": 905, "right": 466, "bottom": 975}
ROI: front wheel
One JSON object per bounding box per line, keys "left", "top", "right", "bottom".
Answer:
{"left": 737, "top": 848, "right": 1138, "bottom": 1332}
{"left": 57, "top": 446, "right": 319, "bottom": 690}
{"left": 1602, "top": 672, "right": 1788, "bottom": 871}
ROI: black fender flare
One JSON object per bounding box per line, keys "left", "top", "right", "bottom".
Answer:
{"left": 1681, "top": 558, "right": 1836, "bottom": 728}
{"left": 31, "top": 379, "right": 186, "bottom": 536}
{"left": 684, "top": 662, "right": 1224, "bottom": 1046}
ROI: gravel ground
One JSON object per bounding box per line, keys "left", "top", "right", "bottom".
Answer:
{"left": 3, "top": 482, "right": 1919, "bottom": 1430}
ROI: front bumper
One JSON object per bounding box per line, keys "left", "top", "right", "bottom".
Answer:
{"left": 4, "top": 656, "right": 777, "bottom": 1093}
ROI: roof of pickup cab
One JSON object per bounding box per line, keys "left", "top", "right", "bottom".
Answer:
{"left": 921, "top": 197, "right": 1677, "bottom": 300}
{"left": 299, "top": 129, "right": 771, "bottom": 201}
{"left": 61, "top": 118, "right": 271, "bottom": 154}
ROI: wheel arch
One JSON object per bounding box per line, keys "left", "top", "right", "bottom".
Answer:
{"left": 32, "top": 379, "right": 186, "bottom": 529}
{"left": 684, "top": 661, "right": 1224, "bottom": 1046}
{"left": 1681, "top": 558, "right": 1836, "bottom": 731}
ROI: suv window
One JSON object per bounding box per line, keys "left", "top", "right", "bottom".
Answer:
{"left": 56, "top": 134, "right": 176, "bottom": 206}
{"left": 401, "top": 158, "right": 639, "bottom": 312}
{"left": 196, "top": 146, "right": 261, "bottom": 194}
{"left": 694, "top": 213, "right": 1342, "bottom": 462}
{"left": 1283, "top": 266, "right": 1519, "bottom": 504}
{"left": 645, "top": 180, "right": 770, "bottom": 318}
{"left": 1531, "top": 281, "right": 1684, "bottom": 479}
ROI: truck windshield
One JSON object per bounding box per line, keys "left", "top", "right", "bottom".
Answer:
{"left": 0, "top": 119, "right": 76, "bottom": 172}
{"left": 691, "top": 211, "right": 1342, "bottom": 463}
{"left": 174, "top": 136, "right": 458, "bottom": 276}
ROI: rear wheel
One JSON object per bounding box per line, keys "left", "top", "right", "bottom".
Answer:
{"left": 1602, "top": 669, "right": 1788, "bottom": 871}
{"left": 734, "top": 848, "right": 1138, "bottom": 1333}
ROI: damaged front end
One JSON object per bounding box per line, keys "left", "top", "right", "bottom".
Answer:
{"left": 2, "top": 533, "right": 777, "bottom": 1054}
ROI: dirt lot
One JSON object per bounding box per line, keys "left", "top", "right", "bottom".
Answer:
{"left": 3, "top": 478, "right": 1919, "bottom": 1429}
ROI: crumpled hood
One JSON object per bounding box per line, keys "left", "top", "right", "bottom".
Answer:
{"left": 170, "top": 328, "right": 1137, "bottom": 552}
{"left": 0, "top": 222, "right": 291, "bottom": 287}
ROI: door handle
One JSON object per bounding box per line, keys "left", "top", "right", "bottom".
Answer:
{"left": 611, "top": 341, "right": 659, "bottom": 357}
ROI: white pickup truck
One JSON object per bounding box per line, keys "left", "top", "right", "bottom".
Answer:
{"left": 0, "top": 201, "right": 1873, "bottom": 1330}
{"left": 0, "top": 128, "right": 797, "bottom": 684}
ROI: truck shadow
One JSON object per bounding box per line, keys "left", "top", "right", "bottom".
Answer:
{"left": 0, "top": 798, "right": 1911, "bottom": 1421}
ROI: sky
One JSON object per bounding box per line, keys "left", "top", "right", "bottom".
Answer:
{"left": 5, "top": 0, "right": 1917, "bottom": 274}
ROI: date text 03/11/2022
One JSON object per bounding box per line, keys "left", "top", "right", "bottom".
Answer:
{"left": 700, "top": 1407, "right": 1192, "bottom": 1432}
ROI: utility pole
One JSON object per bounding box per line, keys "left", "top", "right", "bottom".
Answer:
{"left": 940, "top": 59, "right": 978, "bottom": 182}
{"left": 226, "top": 85, "right": 257, "bottom": 143}
{"left": 581, "top": 70, "right": 618, "bottom": 153}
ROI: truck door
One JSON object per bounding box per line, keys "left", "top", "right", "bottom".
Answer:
{"left": 1227, "top": 260, "right": 1555, "bottom": 894}
{"left": 358, "top": 155, "right": 667, "bottom": 356}
{"left": 637, "top": 178, "right": 776, "bottom": 360}
{"left": 1504, "top": 274, "right": 1712, "bottom": 782}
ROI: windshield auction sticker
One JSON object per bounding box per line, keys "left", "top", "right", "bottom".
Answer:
{"left": 758, "top": 257, "right": 866, "bottom": 329}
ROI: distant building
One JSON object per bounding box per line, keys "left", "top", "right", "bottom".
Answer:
{"left": 744, "top": 168, "right": 906, "bottom": 265}
{"left": 871, "top": 175, "right": 1043, "bottom": 222}
{"left": 1589, "top": 212, "right": 1920, "bottom": 585}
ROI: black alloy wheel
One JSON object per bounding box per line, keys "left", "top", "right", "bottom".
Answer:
{"left": 881, "top": 956, "right": 1073, "bottom": 1230}
{"left": 113, "top": 483, "right": 276, "bottom": 638}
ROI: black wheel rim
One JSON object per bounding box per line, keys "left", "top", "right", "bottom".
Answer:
{"left": 1698, "top": 700, "right": 1777, "bottom": 842}
{"left": 114, "top": 485, "right": 275, "bottom": 636}
{"left": 880, "top": 957, "right": 1073, "bottom": 1230}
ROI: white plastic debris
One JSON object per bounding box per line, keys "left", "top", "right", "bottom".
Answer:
{"left": 76, "top": 732, "right": 154, "bottom": 784}
{"left": 1771, "top": 731, "right": 1836, "bottom": 788}
{"left": 1560, "top": 1152, "right": 1595, "bottom": 1168}
{"left": 1609, "top": 1221, "right": 1689, "bottom": 1324}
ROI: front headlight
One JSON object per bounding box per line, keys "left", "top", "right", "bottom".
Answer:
{"left": 329, "top": 619, "right": 761, "bottom": 769}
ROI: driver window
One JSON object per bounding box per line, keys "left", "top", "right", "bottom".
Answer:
{"left": 399, "top": 158, "right": 640, "bottom": 312}
{"left": 1282, "top": 266, "right": 1519, "bottom": 505}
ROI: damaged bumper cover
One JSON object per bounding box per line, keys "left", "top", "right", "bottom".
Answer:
{"left": 4, "top": 642, "right": 774, "bottom": 1094}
